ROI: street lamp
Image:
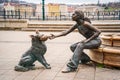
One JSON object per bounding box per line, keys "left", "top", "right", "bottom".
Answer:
{"left": 42, "top": 0, "right": 45, "bottom": 20}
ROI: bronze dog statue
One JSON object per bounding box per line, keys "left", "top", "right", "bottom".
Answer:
{"left": 15, "top": 30, "right": 51, "bottom": 72}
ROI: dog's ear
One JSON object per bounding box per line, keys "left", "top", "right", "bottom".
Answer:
{"left": 35, "top": 29, "right": 39, "bottom": 34}
{"left": 29, "top": 35, "right": 34, "bottom": 38}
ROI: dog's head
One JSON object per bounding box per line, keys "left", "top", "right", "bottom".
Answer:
{"left": 29, "top": 30, "right": 48, "bottom": 45}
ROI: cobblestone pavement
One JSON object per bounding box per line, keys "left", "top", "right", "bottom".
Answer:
{"left": 0, "top": 31, "right": 120, "bottom": 80}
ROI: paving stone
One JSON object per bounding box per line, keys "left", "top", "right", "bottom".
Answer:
{"left": 0, "top": 31, "right": 120, "bottom": 80}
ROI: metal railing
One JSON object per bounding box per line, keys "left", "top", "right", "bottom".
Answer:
{"left": 0, "top": 9, "right": 120, "bottom": 20}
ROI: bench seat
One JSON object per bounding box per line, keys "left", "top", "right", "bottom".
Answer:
{"left": 88, "top": 45, "right": 120, "bottom": 67}
{"left": 101, "top": 34, "right": 120, "bottom": 47}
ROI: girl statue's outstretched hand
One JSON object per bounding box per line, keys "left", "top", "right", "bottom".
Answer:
{"left": 48, "top": 34, "right": 56, "bottom": 40}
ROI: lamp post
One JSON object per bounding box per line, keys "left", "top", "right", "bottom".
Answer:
{"left": 42, "top": 0, "right": 45, "bottom": 20}
{"left": 97, "top": 0, "right": 100, "bottom": 6}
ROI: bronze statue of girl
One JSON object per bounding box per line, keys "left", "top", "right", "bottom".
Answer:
{"left": 49, "top": 10, "right": 101, "bottom": 73}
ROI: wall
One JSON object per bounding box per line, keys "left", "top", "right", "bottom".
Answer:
{"left": 0, "top": 19, "right": 27, "bottom": 28}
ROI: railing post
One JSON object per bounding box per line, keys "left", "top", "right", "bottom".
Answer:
{"left": 118, "top": 10, "right": 120, "bottom": 20}
{"left": 18, "top": 9, "right": 20, "bottom": 19}
{"left": 33, "top": 9, "right": 35, "bottom": 16}
{"left": 60, "top": 11, "right": 61, "bottom": 20}
{"left": 97, "top": 11, "right": 100, "bottom": 20}
{"left": 3, "top": 9, "right": 6, "bottom": 19}
{"left": 15, "top": 10, "right": 17, "bottom": 19}
{"left": 11, "top": 10, "right": 13, "bottom": 18}
{"left": 113, "top": 11, "right": 115, "bottom": 20}
{"left": 24, "top": 11, "right": 26, "bottom": 19}
{"left": 103, "top": 11, "right": 104, "bottom": 20}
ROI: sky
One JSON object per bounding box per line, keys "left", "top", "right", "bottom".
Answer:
{"left": 21, "top": 0, "right": 120, "bottom": 4}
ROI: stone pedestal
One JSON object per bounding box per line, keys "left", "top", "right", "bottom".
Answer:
{"left": 88, "top": 34, "right": 120, "bottom": 67}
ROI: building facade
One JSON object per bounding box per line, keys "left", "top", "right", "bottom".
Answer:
{"left": 77, "top": 5, "right": 104, "bottom": 16}
{"left": 47, "top": 3, "right": 60, "bottom": 17}
{"left": 36, "top": 3, "right": 48, "bottom": 17}
{"left": 59, "top": 4, "right": 68, "bottom": 16}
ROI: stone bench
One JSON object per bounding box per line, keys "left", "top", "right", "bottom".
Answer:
{"left": 88, "top": 34, "right": 120, "bottom": 67}
{"left": 101, "top": 34, "right": 120, "bottom": 47}
{"left": 88, "top": 46, "right": 120, "bottom": 67}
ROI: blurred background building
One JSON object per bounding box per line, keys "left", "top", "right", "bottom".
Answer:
{"left": 0, "top": 0, "right": 119, "bottom": 20}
